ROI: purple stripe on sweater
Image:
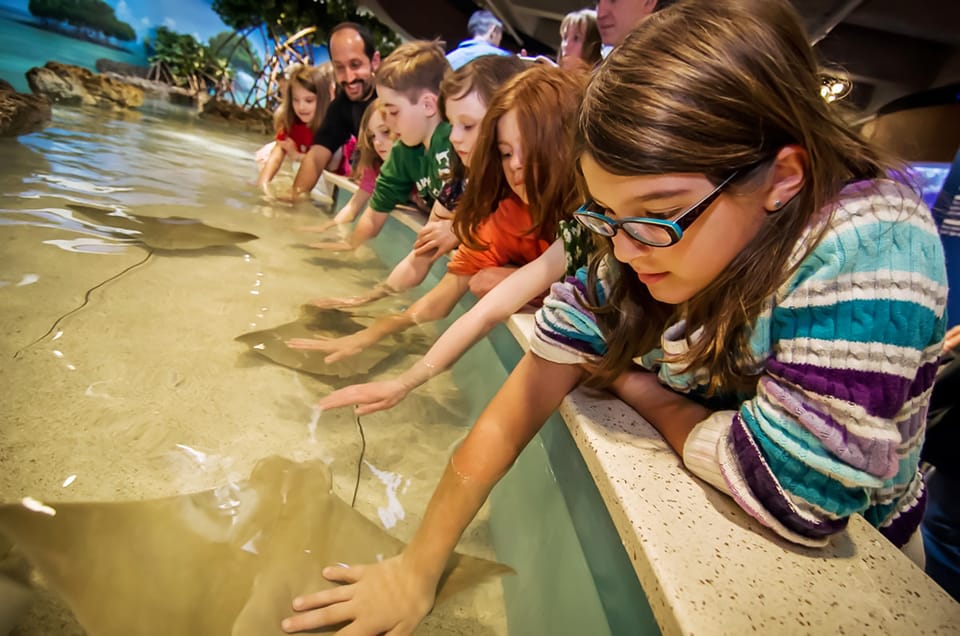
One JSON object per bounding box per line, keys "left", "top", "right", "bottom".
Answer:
{"left": 878, "top": 485, "right": 926, "bottom": 548}
{"left": 760, "top": 377, "right": 900, "bottom": 480}
{"left": 533, "top": 324, "right": 599, "bottom": 357}
{"left": 765, "top": 359, "right": 935, "bottom": 420}
{"left": 729, "top": 415, "right": 848, "bottom": 538}
{"left": 907, "top": 359, "right": 940, "bottom": 402}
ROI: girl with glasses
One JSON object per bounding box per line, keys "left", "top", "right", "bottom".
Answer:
{"left": 281, "top": 1, "right": 947, "bottom": 633}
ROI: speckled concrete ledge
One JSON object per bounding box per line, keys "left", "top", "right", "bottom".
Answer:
{"left": 506, "top": 313, "right": 960, "bottom": 635}
{"left": 322, "top": 171, "right": 960, "bottom": 633}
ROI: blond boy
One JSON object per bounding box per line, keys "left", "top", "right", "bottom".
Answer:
{"left": 339, "top": 40, "right": 453, "bottom": 250}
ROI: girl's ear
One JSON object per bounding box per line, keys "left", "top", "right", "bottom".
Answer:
{"left": 765, "top": 145, "right": 807, "bottom": 212}
{"left": 421, "top": 91, "right": 439, "bottom": 117}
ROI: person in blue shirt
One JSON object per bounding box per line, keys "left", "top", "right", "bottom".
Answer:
{"left": 445, "top": 10, "right": 511, "bottom": 70}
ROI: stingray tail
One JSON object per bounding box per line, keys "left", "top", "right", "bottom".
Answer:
{"left": 13, "top": 248, "right": 154, "bottom": 359}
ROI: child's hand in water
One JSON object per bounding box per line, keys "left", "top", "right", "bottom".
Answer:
{"left": 297, "top": 220, "right": 338, "bottom": 234}
{"left": 316, "top": 378, "right": 410, "bottom": 415}
{"left": 308, "top": 240, "right": 354, "bottom": 251}
{"left": 310, "top": 285, "right": 392, "bottom": 310}
{"left": 281, "top": 556, "right": 434, "bottom": 635}
{"left": 285, "top": 333, "right": 371, "bottom": 363}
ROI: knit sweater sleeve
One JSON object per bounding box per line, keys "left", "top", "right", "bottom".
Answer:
{"left": 530, "top": 265, "right": 610, "bottom": 365}
{"left": 684, "top": 181, "right": 948, "bottom": 547}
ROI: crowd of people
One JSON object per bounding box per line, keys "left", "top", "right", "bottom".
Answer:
{"left": 242, "top": 1, "right": 955, "bottom": 633}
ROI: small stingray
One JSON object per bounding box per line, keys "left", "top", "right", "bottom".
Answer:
{"left": 66, "top": 203, "right": 258, "bottom": 251}
{"left": 236, "top": 305, "right": 433, "bottom": 379}
{"left": 0, "top": 456, "right": 512, "bottom": 635}
{"left": 14, "top": 204, "right": 259, "bottom": 357}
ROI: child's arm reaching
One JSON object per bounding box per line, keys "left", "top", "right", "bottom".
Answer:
{"left": 298, "top": 188, "right": 373, "bottom": 234}
{"left": 256, "top": 144, "right": 287, "bottom": 195}
{"left": 316, "top": 241, "right": 566, "bottom": 414}
{"left": 281, "top": 352, "right": 585, "bottom": 635}
{"left": 312, "top": 200, "right": 459, "bottom": 309}
{"left": 286, "top": 273, "right": 471, "bottom": 363}
{"left": 308, "top": 206, "right": 390, "bottom": 251}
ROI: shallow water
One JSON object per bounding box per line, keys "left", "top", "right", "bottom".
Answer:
{"left": 0, "top": 104, "right": 509, "bottom": 634}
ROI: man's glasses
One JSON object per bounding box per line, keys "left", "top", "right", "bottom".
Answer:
{"left": 574, "top": 171, "right": 740, "bottom": 247}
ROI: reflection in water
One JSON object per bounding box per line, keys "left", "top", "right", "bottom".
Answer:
{"left": 0, "top": 458, "right": 509, "bottom": 635}
{"left": 0, "top": 105, "right": 510, "bottom": 635}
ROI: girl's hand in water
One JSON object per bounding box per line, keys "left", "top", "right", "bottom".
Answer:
{"left": 308, "top": 240, "right": 354, "bottom": 251}
{"left": 285, "top": 333, "right": 369, "bottom": 363}
{"left": 310, "top": 285, "right": 392, "bottom": 310}
{"left": 316, "top": 378, "right": 410, "bottom": 415}
{"left": 297, "top": 220, "right": 338, "bottom": 234}
{"left": 281, "top": 557, "right": 435, "bottom": 636}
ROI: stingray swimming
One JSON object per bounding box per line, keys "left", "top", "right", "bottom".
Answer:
{"left": 0, "top": 456, "right": 511, "bottom": 635}
{"left": 236, "top": 305, "right": 435, "bottom": 380}
{"left": 13, "top": 203, "right": 258, "bottom": 357}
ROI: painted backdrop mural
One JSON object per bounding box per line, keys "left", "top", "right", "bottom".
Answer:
{"left": 0, "top": 0, "right": 265, "bottom": 94}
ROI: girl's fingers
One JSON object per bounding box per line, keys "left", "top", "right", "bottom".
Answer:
{"left": 323, "top": 563, "right": 364, "bottom": 583}
{"left": 291, "top": 583, "right": 352, "bottom": 611}
{"left": 281, "top": 602, "right": 354, "bottom": 633}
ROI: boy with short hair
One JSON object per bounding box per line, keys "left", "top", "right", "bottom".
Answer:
{"left": 333, "top": 40, "right": 453, "bottom": 250}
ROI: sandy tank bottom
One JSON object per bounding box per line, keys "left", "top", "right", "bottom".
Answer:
{"left": 0, "top": 105, "right": 508, "bottom": 635}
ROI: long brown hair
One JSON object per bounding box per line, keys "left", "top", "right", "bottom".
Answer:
{"left": 274, "top": 62, "right": 335, "bottom": 135}
{"left": 454, "top": 65, "right": 585, "bottom": 250}
{"left": 579, "top": 0, "right": 896, "bottom": 392}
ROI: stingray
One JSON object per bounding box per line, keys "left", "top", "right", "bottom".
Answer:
{"left": 65, "top": 203, "right": 259, "bottom": 251}
{"left": 0, "top": 456, "right": 511, "bottom": 635}
{"left": 236, "top": 305, "right": 434, "bottom": 379}
{"left": 14, "top": 204, "right": 259, "bottom": 358}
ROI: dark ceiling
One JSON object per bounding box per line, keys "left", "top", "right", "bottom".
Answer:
{"left": 360, "top": 0, "right": 960, "bottom": 116}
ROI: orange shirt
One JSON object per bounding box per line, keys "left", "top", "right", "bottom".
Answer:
{"left": 447, "top": 195, "right": 552, "bottom": 276}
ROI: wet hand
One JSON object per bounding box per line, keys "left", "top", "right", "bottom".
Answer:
{"left": 413, "top": 219, "right": 458, "bottom": 256}
{"left": 316, "top": 379, "right": 409, "bottom": 415}
{"left": 308, "top": 241, "right": 354, "bottom": 251}
{"left": 281, "top": 557, "right": 435, "bottom": 636}
{"left": 309, "top": 296, "right": 360, "bottom": 310}
{"left": 285, "top": 335, "right": 365, "bottom": 363}
{"left": 297, "top": 220, "right": 338, "bottom": 234}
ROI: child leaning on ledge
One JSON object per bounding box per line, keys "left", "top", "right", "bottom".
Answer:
{"left": 281, "top": 0, "right": 947, "bottom": 633}
{"left": 309, "top": 40, "right": 452, "bottom": 253}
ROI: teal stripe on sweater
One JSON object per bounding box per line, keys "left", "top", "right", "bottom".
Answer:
{"left": 791, "top": 220, "right": 945, "bottom": 284}
{"left": 771, "top": 300, "right": 940, "bottom": 347}
{"left": 739, "top": 405, "right": 871, "bottom": 516}
{"left": 741, "top": 400, "right": 884, "bottom": 491}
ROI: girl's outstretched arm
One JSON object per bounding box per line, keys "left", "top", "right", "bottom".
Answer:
{"left": 308, "top": 207, "right": 389, "bottom": 251}
{"left": 256, "top": 144, "right": 286, "bottom": 195}
{"left": 281, "top": 352, "right": 585, "bottom": 635}
{"left": 298, "top": 189, "right": 373, "bottom": 234}
{"left": 316, "top": 240, "right": 566, "bottom": 414}
{"left": 286, "top": 273, "right": 470, "bottom": 363}
{"left": 315, "top": 201, "right": 458, "bottom": 309}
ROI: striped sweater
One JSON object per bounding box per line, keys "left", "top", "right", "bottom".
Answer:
{"left": 532, "top": 179, "right": 948, "bottom": 547}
